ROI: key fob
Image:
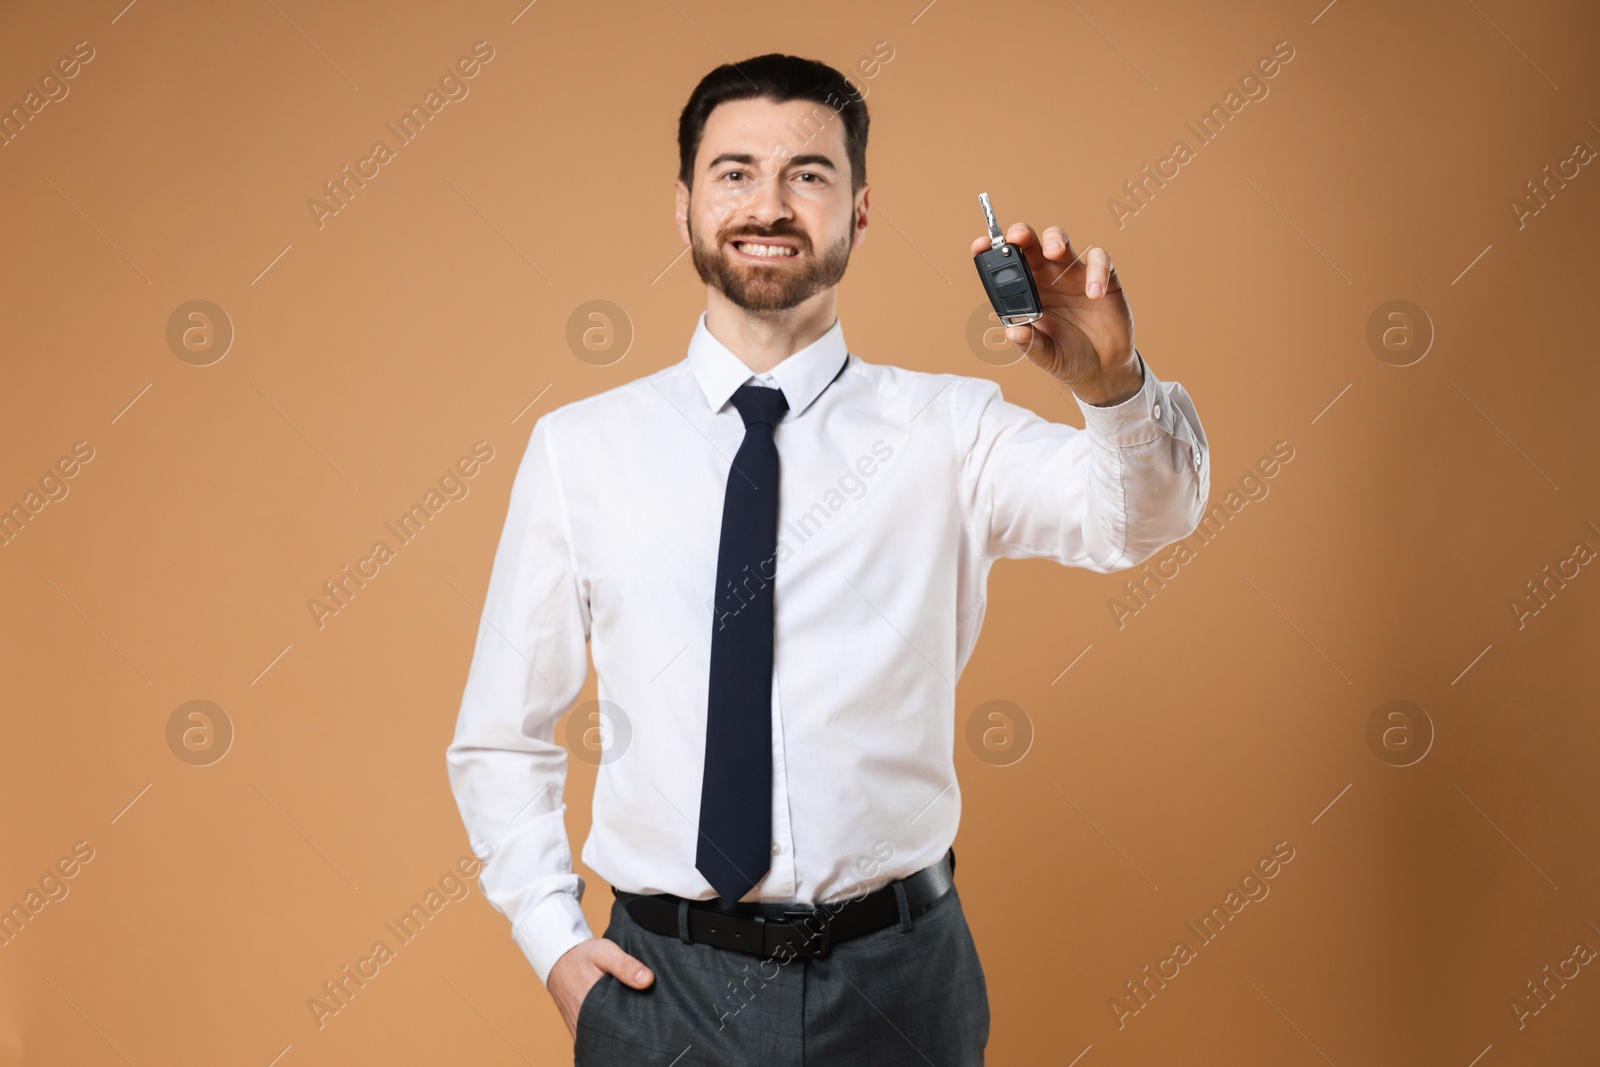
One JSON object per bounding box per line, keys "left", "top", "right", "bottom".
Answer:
{"left": 973, "top": 192, "right": 1043, "bottom": 328}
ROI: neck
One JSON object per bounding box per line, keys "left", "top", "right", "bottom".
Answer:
{"left": 703, "top": 286, "right": 837, "bottom": 375}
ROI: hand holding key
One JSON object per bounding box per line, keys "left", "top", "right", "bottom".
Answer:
{"left": 970, "top": 198, "right": 1142, "bottom": 406}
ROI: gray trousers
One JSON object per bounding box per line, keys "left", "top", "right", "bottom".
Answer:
{"left": 574, "top": 883, "right": 990, "bottom": 1066}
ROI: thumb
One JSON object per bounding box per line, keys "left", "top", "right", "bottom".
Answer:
{"left": 1006, "top": 323, "right": 1051, "bottom": 368}
{"left": 598, "top": 941, "right": 653, "bottom": 988}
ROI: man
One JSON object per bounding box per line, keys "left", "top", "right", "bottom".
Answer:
{"left": 447, "top": 53, "right": 1208, "bottom": 1065}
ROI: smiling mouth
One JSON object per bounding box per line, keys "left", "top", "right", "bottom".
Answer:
{"left": 729, "top": 240, "right": 801, "bottom": 260}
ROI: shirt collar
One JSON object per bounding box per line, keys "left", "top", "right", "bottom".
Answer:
{"left": 686, "top": 310, "right": 850, "bottom": 418}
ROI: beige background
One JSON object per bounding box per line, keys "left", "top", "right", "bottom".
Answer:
{"left": 2, "top": 0, "right": 1597, "bottom": 1063}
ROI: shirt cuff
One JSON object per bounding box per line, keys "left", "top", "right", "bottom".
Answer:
{"left": 509, "top": 888, "right": 595, "bottom": 987}
{"left": 1073, "top": 350, "right": 1166, "bottom": 444}
{"left": 1071, "top": 350, "right": 1208, "bottom": 486}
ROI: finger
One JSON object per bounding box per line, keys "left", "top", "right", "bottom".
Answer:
{"left": 1039, "top": 226, "right": 1087, "bottom": 288}
{"left": 1036, "top": 225, "right": 1082, "bottom": 288}
{"left": 977, "top": 226, "right": 1063, "bottom": 290}
{"left": 1039, "top": 225, "right": 1071, "bottom": 260}
{"left": 1005, "top": 221, "right": 1041, "bottom": 257}
{"left": 1083, "top": 245, "right": 1122, "bottom": 299}
{"left": 1006, "top": 222, "right": 1062, "bottom": 285}
{"left": 1004, "top": 319, "right": 1048, "bottom": 358}
{"left": 600, "top": 941, "right": 654, "bottom": 987}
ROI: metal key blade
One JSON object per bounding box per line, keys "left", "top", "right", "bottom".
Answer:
{"left": 978, "top": 192, "right": 1005, "bottom": 251}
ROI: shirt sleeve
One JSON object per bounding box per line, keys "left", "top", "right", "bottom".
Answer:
{"left": 955, "top": 350, "right": 1209, "bottom": 570}
{"left": 446, "top": 413, "right": 594, "bottom": 986}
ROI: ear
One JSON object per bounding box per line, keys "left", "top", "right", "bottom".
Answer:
{"left": 850, "top": 184, "right": 870, "bottom": 251}
{"left": 674, "top": 179, "right": 691, "bottom": 245}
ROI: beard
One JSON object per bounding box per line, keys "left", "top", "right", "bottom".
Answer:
{"left": 688, "top": 214, "right": 853, "bottom": 312}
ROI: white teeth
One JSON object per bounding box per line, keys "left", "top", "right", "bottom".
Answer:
{"left": 735, "top": 242, "right": 797, "bottom": 257}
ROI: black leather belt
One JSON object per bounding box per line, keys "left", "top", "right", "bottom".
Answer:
{"left": 613, "top": 848, "right": 955, "bottom": 960}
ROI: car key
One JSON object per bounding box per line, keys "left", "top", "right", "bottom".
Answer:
{"left": 973, "top": 192, "right": 1044, "bottom": 328}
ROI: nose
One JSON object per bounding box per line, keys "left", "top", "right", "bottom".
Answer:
{"left": 727, "top": 164, "right": 792, "bottom": 232}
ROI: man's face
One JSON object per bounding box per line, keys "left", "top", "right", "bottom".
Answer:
{"left": 676, "top": 96, "right": 868, "bottom": 313}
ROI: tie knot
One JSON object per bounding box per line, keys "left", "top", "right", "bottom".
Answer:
{"left": 730, "top": 383, "right": 789, "bottom": 428}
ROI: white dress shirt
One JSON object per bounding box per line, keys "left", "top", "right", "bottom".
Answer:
{"left": 446, "top": 311, "right": 1209, "bottom": 984}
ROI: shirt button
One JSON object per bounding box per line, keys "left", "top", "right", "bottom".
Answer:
{"left": 771, "top": 842, "right": 781, "bottom": 855}
{"left": 1152, "top": 400, "right": 1162, "bottom": 421}
{"left": 1193, "top": 448, "right": 1203, "bottom": 470}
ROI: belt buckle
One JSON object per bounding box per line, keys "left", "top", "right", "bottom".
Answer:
{"left": 780, "top": 906, "right": 832, "bottom": 958}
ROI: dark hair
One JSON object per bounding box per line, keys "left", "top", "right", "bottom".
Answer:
{"left": 677, "top": 53, "right": 869, "bottom": 193}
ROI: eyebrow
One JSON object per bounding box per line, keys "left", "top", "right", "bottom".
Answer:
{"left": 706, "top": 152, "right": 838, "bottom": 173}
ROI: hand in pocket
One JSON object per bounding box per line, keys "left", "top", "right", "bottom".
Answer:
{"left": 549, "top": 937, "right": 655, "bottom": 1039}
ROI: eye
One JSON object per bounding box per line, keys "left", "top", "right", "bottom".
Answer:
{"left": 794, "top": 172, "right": 824, "bottom": 183}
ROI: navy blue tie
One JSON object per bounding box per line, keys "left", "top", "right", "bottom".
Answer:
{"left": 696, "top": 383, "right": 788, "bottom": 904}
